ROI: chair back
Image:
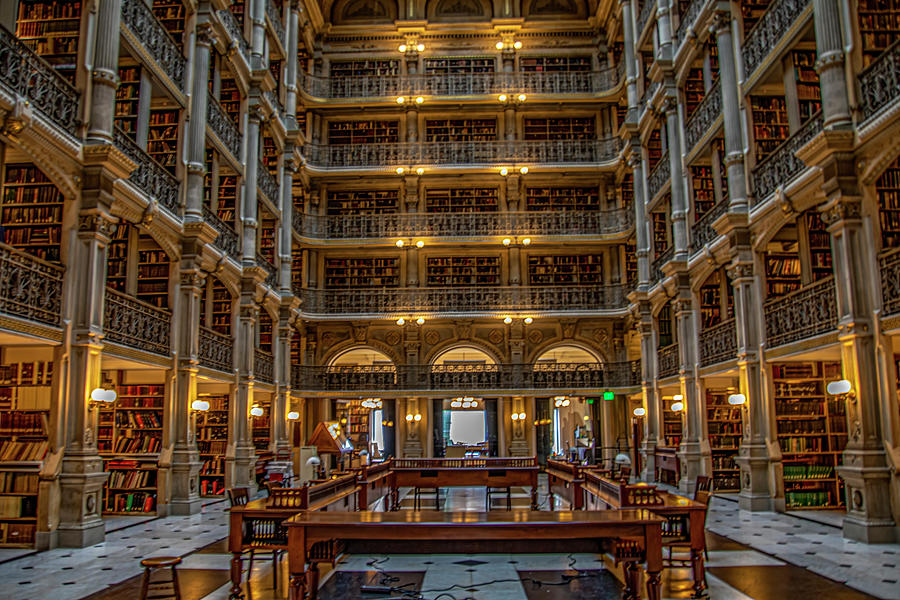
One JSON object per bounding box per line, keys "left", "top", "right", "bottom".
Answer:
{"left": 228, "top": 487, "right": 250, "bottom": 507}
{"left": 694, "top": 475, "right": 712, "bottom": 498}
{"left": 694, "top": 489, "right": 712, "bottom": 528}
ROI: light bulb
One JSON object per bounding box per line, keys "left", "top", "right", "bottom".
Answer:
{"left": 287, "top": 411, "right": 300, "bottom": 420}
{"left": 502, "top": 238, "right": 511, "bottom": 246}
{"left": 727, "top": 394, "right": 746, "bottom": 405}
{"left": 517, "top": 93, "right": 526, "bottom": 102}
{"left": 563, "top": 399, "right": 570, "bottom": 407}
{"left": 416, "top": 167, "right": 424, "bottom": 175}
{"left": 414, "top": 414, "right": 422, "bottom": 422}
{"left": 496, "top": 41, "right": 504, "bottom": 50}
{"left": 522, "top": 238, "right": 531, "bottom": 245}
{"left": 416, "top": 317, "right": 425, "bottom": 325}
{"left": 633, "top": 407, "right": 646, "bottom": 417}
{"left": 500, "top": 167, "right": 508, "bottom": 176}
{"left": 827, "top": 379, "right": 852, "bottom": 395}
{"left": 584, "top": 415, "right": 590, "bottom": 421}
{"left": 416, "top": 240, "right": 424, "bottom": 248}
{"left": 503, "top": 316, "right": 512, "bottom": 324}
{"left": 396, "top": 239, "right": 405, "bottom": 247}
{"left": 498, "top": 94, "right": 508, "bottom": 102}
{"left": 671, "top": 401, "right": 684, "bottom": 412}
{"left": 192, "top": 399, "right": 210, "bottom": 411}
{"left": 396, "top": 167, "right": 405, "bottom": 175}
{"left": 90, "top": 388, "right": 117, "bottom": 403}
{"left": 397, "top": 96, "right": 405, "bottom": 104}
{"left": 250, "top": 406, "right": 264, "bottom": 417}
{"left": 396, "top": 317, "right": 405, "bottom": 326}
{"left": 406, "top": 414, "right": 413, "bottom": 421}
{"left": 512, "top": 413, "right": 519, "bottom": 421}
{"left": 519, "top": 166, "right": 528, "bottom": 174}
{"left": 513, "top": 41, "right": 522, "bottom": 49}
{"left": 416, "top": 43, "right": 425, "bottom": 52}
{"left": 523, "top": 317, "right": 533, "bottom": 324}
{"left": 673, "top": 394, "right": 684, "bottom": 401}
{"left": 398, "top": 44, "right": 407, "bottom": 52}
{"left": 518, "top": 412, "right": 526, "bottom": 420}
{"left": 415, "top": 96, "right": 424, "bottom": 104}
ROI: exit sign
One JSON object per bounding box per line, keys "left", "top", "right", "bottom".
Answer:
{"left": 603, "top": 391, "right": 615, "bottom": 401}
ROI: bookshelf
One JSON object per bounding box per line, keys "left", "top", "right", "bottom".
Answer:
{"left": 252, "top": 398, "right": 271, "bottom": 453}
{"left": 231, "top": 0, "right": 245, "bottom": 25}
{"left": 792, "top": 50, "right": 821, "bottom": 123}
{"left": 324, "top": 257, "right": 400, "bottom": 288}
{"left": 426, "top": 188, "right": 499, "bottom": 213}
{"left": 699, "top": 272, "right": 723, "bottom": 329}
{"left": 764, "top": 242, "right": 801, "bottom": 298}
{"left": 527, "top": 255, "right": 603, "bottom": 286}
{"left": 327, "top": 190, "right": 399, "bottom": 215}
{"left": 740, "top": 0, "right": 769, "bottom": 35}
{"left": 329, "top": 59, "right": 399, "bottom": 77}
{"left": 523, "top": 117, "right": 595, "bottom": 141}
{"left": 347, "top": 401, "right": 370, "bottom": 449}
{"left": 16, "top": 0, "right": 82, "bottom": 83}
{"left": 647, "top": 129, "right": 662, "bottom": 171}
{"left": 291, "top": 244, "right": 303, "bottom": 293}
{"left": 424, "top": 57, "right": 495, "bottom": 74}
{"left": 525, "top": 187, "right": 599, "bottom": 211}
{"left": 328, "top": 121, "right": 399, "bottom": 145}
{"left": 0, "top": 360, "right": 51, "bottom": 547}
{"left": 619, "top": 173, "right": 634, "bottom": 208}
{"left": 857, "top": 0, "right": 900, "bottom": 67}
{"left": 707, "top": 389, "right": 742, "bottom": 492}
{"left": 658, "top": 303, "right": 674, "bottom": 347}
{"left": 262, "top": 135, "right": 278, "bottom": 177}
{"left": 197, "top": 395, "right": 228, "bottom": 497}
{"left": 106, "top": 222, "right": 130, "bottom": 293}
{"left": 750, "top": 96, "right": 788, "bottom": 162}
{"left": 684, "top": 67, "right": 705, "bottom": 118}
{"left": 1, "top": 164, "right": 64, "bottom": 263}
{"left": 425, "top": 119, "right": 497, "bottom": 143}
{"left": 624, "top": 241, "right": 637, "bottom": 287}
{"left": 691, "top": 166, "right": 716, "bottom": 221}
{"left": 259, "top": 211, "right": 277, "bottom": 264}
{"left": 152, "top": 0, "right": 185, "bottom": 44}
{"left": 773, "top": 361, "right": 846, "bottom": 509}
{"left": 291, "top": 329, "right": 302, "bottom": 367}
{"left": 115, "top": 65, "right": 142, "bottom": 138}
{"left": 663, "top": 404, "right": 682, "bottom": 448}
{"left": 210, "top": 279, "right": 232, "bottom": 335}
{"left": 426, "top": 256, "right": 501, "bottom": 287}
{"left": 136, "top": 236, "right": 170, "bottom": 310}
{"left": 712, "top": 138, "right": 729, "bottom": 204}
{"left": 877, "top": 158, "right": 900, "bottom": 249}
{"left": 258, "top": 311, "right": 273, "bottom": 353}
{"left": 651, "top": 210, "right": 668, "bottom": 259}
{"left": 520, "top": 56, "right": 591, "bottom": 72}
{"left": 217, "top": 173, "right": 239, "bottom": 225}
{"left": 269, "top": 58, "right": 282, "bottom": 91}
{"left": 805, "top": 210, "right": 833, "bottom": 282}
{"left": 220, "top": 74, "right": 241, "bottom": 126}
{"left": 706, "top": 37, "right": 719, "bottom": 72}
{"left": 148, "top": 109, "right": 180, "bottom": 175}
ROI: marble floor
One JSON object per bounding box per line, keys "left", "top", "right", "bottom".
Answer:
{"left": 0, "top": 487, "right": 898, "bottom": 600}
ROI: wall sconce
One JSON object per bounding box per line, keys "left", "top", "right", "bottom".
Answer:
{"left": 501, "top": 236, "right": 531, "bottom": 247}
{"left": 398, "top": 43, "right": 424, "bottom": 53}
{"left": 396, "top": 317, "right": 405, "bottom": 326}
{"left": 673, "top": 394, "right": 683, "bottom": 401}
{"left": 405, "top": 413, "right": 422, "bottom": 422}
{"left": 395, "top": 239, "right": 425, "bottom": 248}
{"left": 250, "top": 405, "right": 264, "bottom": 417}
{"left": 416, "top": 167, "right": 425, "bottom": 175}
{"left": 519, "top": 166, "right": 528, "bottom": 174}
{"left": 499, "top": 167, "right": 509, "bottom": 176}
{"left": 287, "top": 411, "right": 300, "bottom": 420}
{"left": 415, "top": 96, "right": 424, "bottom": 104}
{"left": 191, "top": 399, "right": 210, "bottom": 412}
{"left": 503, "top": 316, "right": 513, "bottom": 324}
{"left": 397, "top": 96, "right": 406, "bottom": 104}
{"left": 524, "top": 317, "right": 533, "bottom": 324}
{"left": 396, "top": 167, "right": 405, "bottom": 175}
{"left": 496, "top": 40, "right": 522, "bottom": 51}
{"left": 670, "top": 401, "right": 684, "bottom": 412}
{"left": 827, "top": 379, "right": 853, "bottom": 396}
{"left": 727, "top": 394, "right": 746, "bottom": 406}
{"left": 416, "top": 240, "right": 425, "bottom": 248}
{"left": 554, "top": 396, "right": 570, "bottom": 407}
{"left": 511, "top": 412, "right": 526, "bottom": 421}
{"left": 498, "top": 93, "right": 527, "bottom": 105}
{"left": 90, "top": 388, "right": 117, "bottom": 405}
{"left": 633, "top": 407, "right": 646, "bottom": 417}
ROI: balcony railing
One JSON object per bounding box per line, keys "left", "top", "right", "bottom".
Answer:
{"left": 0, "top": 26, "right": 79, "bottom": 136}
{"left": 0, "top": 243, "right": 64, "bottom": 328}
{"left": 742, "top": 0, "right": 812, "bottom": 80}
{"left": 217, "top": 9, "right": 249, "bottom": 63}
{"left": 764, "top": 276, "right": 837, "bottom": 348}
{"left": 291, "top": 361, "right": 641, "bottom": 392}
{"left": 699, "top": 318, "right": 737, "bottom": 367}
{"left": 684, "top": 79, "right": 721, "bottom": 151}
{"left": 880, "top": 248, "right": 900, "bottom": 316}
{"left": 647, "top": 153, "right": 670, "bottom": 201}
{"left": 293, "top": 209, "right": 633, "bottom": 240}
{"left": 859, "top": 39, "right": 900, "bottom": 123}
{"left": 674, "top": 0, "right": 706, "bottom": 48}
{"left": 207, "top": 96, "right": 241, "bottom": 161}
{"left": 104, "top": 287, "right": 171, "bottom": 356}
{"left": 199, "top": 326, "right": 233, "bottom": 372}
{"left": 657, "top": 343, "right": 680, "bottom": 379}
{"left": 299, "top": 67, "right": 620, "bottom": 100}
{"left": 752, "top": 112, "right": 822, "bottom": 205}
{"left": 637, "top": 0, "right": 655, "bottom": 37}
{"left": 121, "top": 0, "right": 185, "bottom": 89}
{"left": 300, "top": 285, "right": 628, "bottom": 315}
{"left": 257, "top": 162, "right": 279, "bottom": 203}
{"left": 114, "top": 127, "right": 181, "bottom": 217}
{"left": 651, "top": 246, "right": 674, "bottom": 283}
{"left": 690, "top": 200, "right": 727, "bottom": 254}
{"left": 203, "top": 206, "right": 240, "bottom": 260}
{"left": 255, "top": 349, "right": 274, "bottom": 384}
{"left": 302, "top": 139, "right": 620, "bottom": 169}
{"left": 257, "top": 254, "right": 278, "bottom": 289}
{"left": 265, "top": 0, "right": 285, "bottom": 47}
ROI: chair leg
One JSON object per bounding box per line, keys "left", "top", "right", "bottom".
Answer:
{"left": 248, "top": 550, "right": 255, "bottom": 586}
{"left": 139, "top": 568, "right": 151, "bottom": 600}
{"left": 506, "top": 488, "right": 511, "bottom": 511}
{"left": 171, "top": 565, "right": 182, "bottom": 600}
{"left": 272, "top": 550, "right": 279, "bottom": 590}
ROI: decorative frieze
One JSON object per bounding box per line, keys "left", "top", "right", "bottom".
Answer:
{"left": 103, "top": 287, "right": 171, "bottom": 356}
{"left": 0, "top": 243, "right": 64, "bottom": 327}
{"left": 764, "top": 276, "right": 837, "bottom": 347}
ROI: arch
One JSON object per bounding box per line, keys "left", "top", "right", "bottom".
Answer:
{"left": 426, "top": 341, "right": 503, "bottom": 365}
{"left": 523, "top": 0, "right": 585, "bottom": 19}
{"left": 531, "top": 342, "right": 603, "bottom": 365}
{"left": 331, "top": 0, "right": 398, "bottom": 23}
{"left": 427, "top": 0, "right": 492, "bottom": 20}
{"left": 3, "top": 131, "right": 81, "bottom": 201}
{"left": 324, "top": 344, "right": 400, "bottom": 367}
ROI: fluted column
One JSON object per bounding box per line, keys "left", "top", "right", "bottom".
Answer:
{"left": 230, "top": 292, "right": 259, "bottom": 494}
{"left": 86, "top": 0, "right": 122, "bottom": 143}
{"left": 242, "top": 105, "right": 263, "bottom": 264}
{"left": 812, "top": 0, "right": 851, "bottom": 129}
{"left": 713, "top": 11, "right": 749, "bottom": 212}
{"left": 638, "top": 303, "right": 661, "bottom": 480}
{"left": 674, "top": 293, "right": 704, "bottom": 494}
{"left": 664, "top": 97, "right": 688, "bottom": 258}
{"left": 184, "top": 22, "right": 213, "bottom": 222}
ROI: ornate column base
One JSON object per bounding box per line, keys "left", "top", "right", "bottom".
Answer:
{"left": 677, "top": 441, "right": 704, "bottom": 495}
{"left": 838, "top": 450, "right": 897, "bottom": 543}
{"left": 57, "top": 453, "right": 108, "bottom": 547}
{"left": 167, "top": 446, "right": 203, "bottom": 516}
{"left": 735, "top": 443, "right": 782, "bottom": 512}
{"left": 640, "top": 438, "right": 658, "bottom": 482}
{"left": 509, "top": 439, "right": 530, "bottom": 457}
{"left": 228, "top": 444, "right": 259, "bottom": 497}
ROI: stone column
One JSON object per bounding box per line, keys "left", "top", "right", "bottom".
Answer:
{"left": 184, "top": 22, "right": 213, "bottom": 222}
{"left": 230, "top": 280, "right": 261, "bottom": 494}
{"left": 674, "top": 290, "right": 704, "bottom": 494}
{"left": 509, "top": 396, "right": 529, "bottom": 456}
{"left": 630, "top": 152, "right": 651, "bottom": 286}
{"left": 812, "top": 0, "right": 852, "bottom": 129}
{"left": 403, "top": 398, "right": 424, "bottom": 458}
{"left": 242, "top": 105, "right": 263, "bottom": 264}
{"left": 664, "top": 97, "right": 688, "bottom": 258}
{"left": 273, "top": 309, "right": 294, "bottom": 460}
{"left": 713, "top": 11, "right": 749, "bottom": 212}
{"left": 600, "top": 395, "right": 618, "bottom": 467}
{"left": 620, "top": 0, "right": 639, "bottom": 118}
{"left": 284, "top": 1, "right": 300, "bottom": 131}
{"left": 86, "top": 0, "right": 122, "bottom": 143}
{"left": 280, "top": 143, "right": 294, "bottom": 294}
{"left": 637, "top": 302, "right": 661, "bottom": 481}
{"left": 406, "top": 105, "right": 418, "bottom": 142}
{"left": 249, "top": 0, "right": 267, "bottom": 70}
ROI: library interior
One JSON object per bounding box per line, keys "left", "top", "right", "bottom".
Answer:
{"left": 0, "top": 0, "right": 900, "bottom": 599}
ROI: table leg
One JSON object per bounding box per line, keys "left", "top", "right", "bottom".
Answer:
{"left": 690, "top": 548, "right": 707, "bottom": 597}
{"left": 308, "top": 563, "right": 320, "bottom": 600}
{"left": 621, "top": 561, "right": 637, "bottom": 600}
{"left": 288, "top": 572, "right": 306, "bottom": 600}
{"left": 530, "top": 486, "right": 538, "bottom": 510}
{"left": 229, "top": 553, "right": 244, "bottom": 599}
{"left": 646, "top": 569, "right": 662, "bottom": 600}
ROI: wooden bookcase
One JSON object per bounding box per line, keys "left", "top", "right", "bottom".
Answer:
{"left": 527, "top": 255, "right": 603, "bottom": 286}
{"left": 691, "top": 166, "right": 716, "bottom": 221}
{"left": 262, "top": 135, "right": 278, "bottom": 177}
{"left": 210, "top": 280, "right": 232, "bottom": 335}
{"left": 217, "top": 173, "right": 239, "bottom": 225}
{"left": 148, "top": 109, "right": 180, "bottom": 175}
{"left": 291, "top": 244, "right": 303, "bottom": 293}
{"left": 220, "top": 75, "right": 241, "bottom": 126}
{"left": 329, "top": 59, "right": 399, "bottom": 77}
{"left": 706, "top": 389, "right": 741, "bottom": 492}
{"left": 426, "top": 188, "right": 499, "bottom": 213}
{"left": 523, "top": 117, "right": 595, "bottom": 141}
{"left": 657, "top": 303, "right": 674, "bottom": 347}
{"left": 877, "top": 158, "right": 900, "bottom": 249}
{"left": 258, "top": 311, "right": 274, "bottom": 353}
{"left": 269, "top": 58, "right": 282, "bottom": 91}
{"left": 750, "top": 95, "right": 788, "bottom": 162}
{"left": 663, "top": 405, "right": 682, "bottom": 448}
{"left": 773, "top": 361, "right": 846, "bottom": 509}
{"left": 252, "top": 398, "right": 271, "bottom": 453}
{"left": 1, "top": 164, "right": 64, "bottom": 263}
{"left": 136, "top": 238, "right": 170, "bottom": 309}
{"left": 115, "top": 65, "right": 142, "bottom": 138}
{"left": 857, "top": 0, "right": 900, "bottom": 67}
{"left": 347, "top": 401, "right": 370, "bottom": 449}
{"left": 426, "top": 256, "right": 501, "bottom": 287}
{"left": 712, "top": 138, "right": 729, "bottom": 204}
{"left": 651, "top": 210, "right": 668, "bottom": 259}
{"left": 231, "top": 0, "right": 244, "bottom": 25}
{"left": 16, "top": 0, "right": 82, "bottom": 83}
{"left": 425, "top": 119, "right": 497, "bottom": 142}
{"left": 424, "top": 57, "right": 495, "bottom": 74}
{"left": 328, "top": 121, "right": 399, "bottom": 145}
{"left": 324, "top": 257, "right": 400, "bottom": 288}
{"left": 152, "top": 0, "right": 185, "bottom": 44}
{"left": 0, "top": 360, "right": 51, "bottom": 547}
{"left": 197, "top": 395, "right": 228, "bottom": 497}
{"left": 624, "top": 241, "right": 637, "bottom": 287}
{"left": 258, "top": 210, "right": 277, "bottom": 264}
{"left": 699, "top": 273, "right": 723, "bottom": 329}
{"left": 792, "top": 50, "right": 821, "bottom": 123}
{"left": 520, "top": 56, "right": 591, "bottom": 72}
{"left": 806, "top": 211, "right": 833, "bottom": 282}
{"left": 327, "top": 190, "right": 399, "bottom": 215}
{"left": 618, "top": 173, "right": 634, "bottom": 208}
{"left": 764, "top": 244, "right": 801, "bottom": 298}
{"left": 106, "top": 222, "right": 130, "bottom": 294}
{"left": 646, "top": 129, "right": 662, "bottom": 171}
{"left": 684, "top": 67, "right": 705, "bottom": 118}
{"left": 525, "top": 187, "right": 599, "bottom": 211}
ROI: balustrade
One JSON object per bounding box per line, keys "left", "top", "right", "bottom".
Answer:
{"left": 114, "top": 127, "right": 181, "bottom": 216}
{"left": 751, "top": 113, "right": 822, "bottom": 205}
{"left": 698, "top": 318, "right": 737, "bottom": 367}
{"left": 741, "top": 0, "right": 812, "bottom": 80}
{"left": 657, "top": 343, "right": 680, "bottom": 379}
{"left": 199, "top": 326, "right": 233, "bottom": 372}
{"left": 0, "top": 26, "right": 79, "bottom": 135}
{"left": 647, "top": 152, "right": 670, "bottom": 201}
{"left": 257, "top": 162, "right": 280, "bottom": 203}
{"left": 256, "top": 254, "right": 278, "bottom": 289}
{"left": 651, "top": 246, "right": 674, "bottom": 283}
{"left": 255, "top": 349, "right": 275, "bottom": 384}
{"left": 104, "top": 287, "right": 171, "bottom": 356}
{"left": 121, "top": 0, "right": 186, "bottom": 89}
{"left": 859, "top": 40, "right": 900, "bottom": 123}
{"left": 0, "top": 243, "right": 64, "bottom": 328}
{"left": 881, "top": 249, "right": 900, "bottom": 316}
{"left": 203, "top": 205, "right": 240, "bottom": 260}
{"left": 764, "top": 276, "right": 837, "bottom": 347}
{"left": 265, "top": 0, "right": 285, "bottom": 47}
{"left": 684, "top": 79, "right": 721, "bottom": 151}
{"left": 637, "top": 0, "right": 655, "bottom": 37}
{"left": 207, "top": 96, "right": 242, "bottom": 161}
{"left": 217, "top": 9, "right": 249, "bottom": 62}
{"left": 674, "top": 0, "right": 706, "bottom": 49}
{"left": 690, "top": 200, "right": 727, "bottom": 254}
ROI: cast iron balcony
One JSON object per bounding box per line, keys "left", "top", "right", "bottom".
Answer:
{"left": 104, "top": 287, "right": 171, "bottom": 356}
{"left": 637, "top": 0, "right": 655, "bottom": 38}
{"left": 859, "top": 39, "right": 900, "bottom": 124}
{"left": 647, "top": 153, "right": 670, "bottom": 201}
{"left": 114, "top": 127, "right": 181, "bottom": 217}
{"left": 203, "top": 205, "right": 240, "bottom": 260}
{"left": 751, "top": 112, "right": 822, "bottom": 205}
{"left": 657, "top": 343, "right": 680, "bottom": 379}
{"left": 255, "top": 349, "right": 274, "bottom": 384}
{"left": 0, "top": 26, "right": 79, "bottom": 136}
{"left": 690, "top": 200, "right": 727, "bottom": 254}
{"left": 256, "top": 254, "right": 278, "bottom": 289}
{"left": 684, "top": 79, "right": 721, "bottom": 152}
{"left": 741, "top": 0, "right": 812, "bottom": 81}
{"left": 121, "top": 0, "right": 186, "bottom": 90}
{"left": 257, "top": 162, "right": 280, "bottom": 204}
{"left": 0, "top": 243, "right": 64, "bottom": 329}
{"left": 207, "top": 96, "right": 241, "bottom": 161}
{"left": 199, "top": 326, "right": 233, "bottom": 373}
{"left": 764, "top": 276, "right": 837, "bottom": 348}
{"left": 674, "top": 0, "right": 706, "bottom": 50}
{"left": 650, "top": 246, "right": 674, "bottom": 284}
{"left": 265, "top": 0, "right": 285, "bottom": 48}
{"left": 699, "top": 318, "right": 737, "bottom": 367}
{"left": 880, "top": 248, "right": 900, "bottom": 316}
{"left": 216, "top": 9, "right": 249, "bottom": 64}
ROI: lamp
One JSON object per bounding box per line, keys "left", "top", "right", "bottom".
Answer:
{"left": 673, "top": 394, "right": 684, "bottom": 401}
{"left": 415, "top": 96, "right": 424, "bottom": 104}
{"left": 396, "top": 96, "right": 405, "bottom": 104}
{"left": 250, "top": 405, "right": 264, "bottom": 417}
{"left": 398, "top": 44, "right": 407, "bottom": 52}
{"left": 670, "top": 401, "right": 684, "bottom": 412}
{"left": 287, "top": 411, "right": 300, "bottom": 420}
{"left": 416, "top": 43, "right": 425, "bottom": 52}
{"left": 416, "top": 317, "right": 425, "bottom": 325}
{"left": 396, "top": 167, "right": 405, "bottom": 175}
{"left": 191, "top": 399, "right": 210, "bottom": 412}
{"left": 524, "top": 317, "right": 533, "bottom": 324}
{"left": 827, "top": 379, "right": 853, "bottom": 396}
{"left": 498, "top": 94, "right": 507, "bottom": 102}
{"left": 416, "top": 167, "right": 424, "bottom": 175}
{"left": 727, "top": 394, "right": 746, "bottom": 406}
{"left": 511, "top": 413, "right": 520, "bottom": 421}
{"left": 414, "top": 413, "right": 422, "bottom": 421}
{"left": 633, "top": 407, "right": 646, "bottom": 417}
{"left": 499, "top": 167, "right": 509, "bottom": 176}
{"left": 416, "top": 240, "right": 425, "bottom": 248}
{"left": 503, "top": 316, "right": 512, "bottom": 324}
{"left": 519, "top": 166, "right": 528, "bottom": 175}
{"left": 518, "top": 412, "right": 526, "bottom": 420}
{"left": 396, "top": 317, "right": 405, "bottom": 325}
{"left": 406, "top": 414, "right": 413, "bottom": 422}
{"left": 90, "top": 388, "right": 117, "bottom": 404}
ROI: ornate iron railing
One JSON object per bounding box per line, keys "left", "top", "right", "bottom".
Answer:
{"left": 199, "top": 326, "right": 233, "bottom": 372}
{"left": 684, "top": 79, "right": 721, "bottom": 151}
{"left": 217, "top": 9, "right": 249, "bottom": 62}
{"left": 255, "top": 349, "right": 275, "bottom": 384}
{"left": 690, "top": 200, "right": 727, "bottom": 254}
{"left": 294, "top": 209, "right": 633, "bottom": 239}
{"left": 752, "top": 112, "right": 822, "bottom": 205}
{"left": 880, "top": 248, "right": 900, "bottom": 316}
{"left": 257, "top": 162, "right": 279, "bottom": 203}
{"left": 657, "top": 343, "right": 680, "bottom": 379}
{"left": 257, "top": 254, "right": 278, "bottom": 289}
{"left": 121, "top": 0, "right": 186, "bottom": 89}
{"left": 265, "top": 0, "right": 285, "bottom": 47}
{"left": 742, "top": 0, "right": 812, "bottom": 80}
{"left": 203, "top": 205, "right": 240, "bottom": 260}
{"left": 675, "top": 0, "right": 706, "bottom": 48}
{"left": 699, "top": 318, "right": 737, "bottom": 367}
{"left": 651, "top": 246, "right": 674, "bottom": 283}
{"left": 0, "top": 243, "right": 64, "bottom": 327}
{"left": 859, "top": 39, "right": 900, "bottom": 123}
{"left": 300, "top": 285, "right": 629, "bottom": 315}
{"left": 637, "top": 0, "right": 655, "bottom": 37}
{"left": 764, "top": 276, "right": 837, "bottom": 348}
{"left": 114, "top": 127, "right": 181, "bottom": 216}
{"left": 0, "top": 26, "right": 79, "bottom": 135}
{"left": 643, "top": 79, "right": 661, "bottom": 104}
{"left": 647, "top": 152, "right": 670, "bottom": 201}
{"left": 207, "top": 96, "right": 241, "bottom": 160}
{"left": 299, "top": 67, "right": 620, "bottom": 99}
{"left": 104, "top": 287, "right": 171, "bottom": 356}
{"left": 302, "top": 138, "right": 620, "bottom": 169}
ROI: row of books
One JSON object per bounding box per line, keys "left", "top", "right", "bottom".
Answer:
{"left": 0, "top": 413, "right": 46, "bottom": 435}
{"left": 198, "top": 440, "right": 227, "bottom": 455}
{"left": 0, "top": 363, "right": 53, "bottom": 386}
{"left": 110, "top": 436, "right": 161, "bottom": 454}
{"left": 200, "top": 457, "right": 225, "bottom": 475}
{"left": 0, "top": 441, "right": 48, "bottom": 462}
{"left": 105, "top": 492, "right": 155, "bottom": 513}
{"left": 18, "top": 1, "right": 81, "bottom": 20}
{"left": 114, "top": 412, "right": 162, "bottom": 428}
{"left": 2, "top": 206, "right": 62, "bottom": 224}
{"left": 774, "top": 381, "right": 821, "bottom": 397}
{"left": 2, "top": 186, "right": 63, "bottom": 205}
{"left": 0, "top": 387, "right": 51, "bottom": 412}
{"left": 0, "top": 472, "right": 38, "bottom": 494}
{"left": 107, "top": 469, "right": 155, "bottom": 489}
{"left": 200, "top": 479, "right": 225, "bottom": 496}
{"left": 0, "top": 496, "right": 37, "bottom": 518}
{"left": 785, "top": 491, "right": 835, "bottom": 508}
{"left": 777, "top": 421, "right": 830, "bottom": 435}
{"left": 708, "top": 422, "right": 740, "bottom": 435}
{"left": 783, "top": 465, "right": 834, "bottom": 480}
{"left": 2, "top": 227, "right": 61, "bottom": 245}
{"left": 779, "top": 437, "right": 825, "bottom": 453}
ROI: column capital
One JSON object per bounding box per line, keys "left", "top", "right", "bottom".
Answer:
{"left": 820, "top": 196, "right": 863, "bottom": 226}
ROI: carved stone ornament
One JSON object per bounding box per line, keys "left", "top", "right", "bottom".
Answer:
{"left": 593, "top": 328, "right": 610, "bottom": 349}
{"left": 352, "top": 324, "right": 368, "bottom": 342}
{"left": 456, "top": 321, "right": 472, "bottom": 340}
{"left": 385, "top": 331, "right": 401, "bottom": 346}
{"left": 424, "top": 329, "right": 440, "bottom": 346}
{"left": 321, "top": 332, "right": 337, "bottom": 347}
{"left": 529, "top": 0, "right": 578, "bottom": 16}
{"left": 488, "top": 329, "right": 504, "bottom": 344}
{"left": 820, "top": 198, "right": 863, "bottom": 225}
{"left": 726, "top": 263, "right": 754, "bottom": 281}
{"left": 528, "top": 329, "right": 543, "bottom": 344}
{"left": 195, "top": 21, "right": 214, "bottom": 47}
{"left": 180, "top": 269, "right": 206, "bottom": 289}
{"left": 79, "top": 213, "right": 117, "bottom": 237}
{"left": 562, "top": 321, "right": 576, "bottom": 338}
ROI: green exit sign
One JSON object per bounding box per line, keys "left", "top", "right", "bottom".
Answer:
{"left": 603, "top": 391, "right": 615, "bottom": 401}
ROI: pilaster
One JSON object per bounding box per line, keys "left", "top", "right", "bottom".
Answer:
{"left": 637, "top": 301, "right": 660, "bottom": 481}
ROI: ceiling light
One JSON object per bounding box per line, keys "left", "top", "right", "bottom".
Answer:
{"left": 633, "top": 407, "right": 646, "bottom": 417}
{"left": 503, "top": 316, "right": 512, "bottom": 324}
{"left": 416, "top": 317, "right": 425, "bottom": 325}
{"left": 524, "top": 317, "right": 533, "bottom": 324}
{"left": 287, "top": 411, "right": 300, "bottom": 420}
{"left": 396, "top": 317, "right": 405, "bottom": 326}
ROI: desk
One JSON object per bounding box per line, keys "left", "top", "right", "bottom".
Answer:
{"left": 545, "top": 458, "right": 584, "bottom": 510}
{"left": 351, "top": 460, "right": 393, "bottom": 509}
{"left": 390, "top": 457, "right": 539, "bottom": 509}
{"left": 285, "top": 509, "right": 664, "bottom": 600}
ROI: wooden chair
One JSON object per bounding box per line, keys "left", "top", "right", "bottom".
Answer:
{"left": 139, "top": 556, "right": 181, "bottom": 600}
{"left": 486, "top": 486, "right": 512, "bottom": 511}
{"left": 662, "top": 489, "right": 711, "bottom": 572}
{"left": 227, "top": 487, "right": 249, "bottom": 507}
{"left": 694, "top": 475, "right": 712, "bottom": 498}
{"left": 228, "top": 487, "right": 283, "bottom": 590}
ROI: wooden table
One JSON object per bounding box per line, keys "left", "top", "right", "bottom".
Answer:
{"left": 351, "top": 459, "right": 393, "bottom": 509}
{"left": 545, "top": 458, "right": 585, "bottom": 510}
{"left": 390, "top": 457, "right": 539, "bottom": 509}
{"left": 285, "top": 509, "right": 664, "bottom": 600}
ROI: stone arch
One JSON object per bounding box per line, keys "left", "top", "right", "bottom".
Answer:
{"left": 427, "top": 0, "right": 492, "bottom": 20}
{"left": 522, "top": 0, "right": 585, "bottom": 19}
{"left": 331, "top": 0, "right": 398, "bottom": 23}
{"left": 529, "top": 341, "right": 605, "bottom": 365}
{"left": 425, "top": 340, "right": 505, "bottom": 365}
{"left": 323, "top": 343, "right": 401, "bottom": 368}
{"left": 2, "top": 131, "right": 81, "bottom": 202}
